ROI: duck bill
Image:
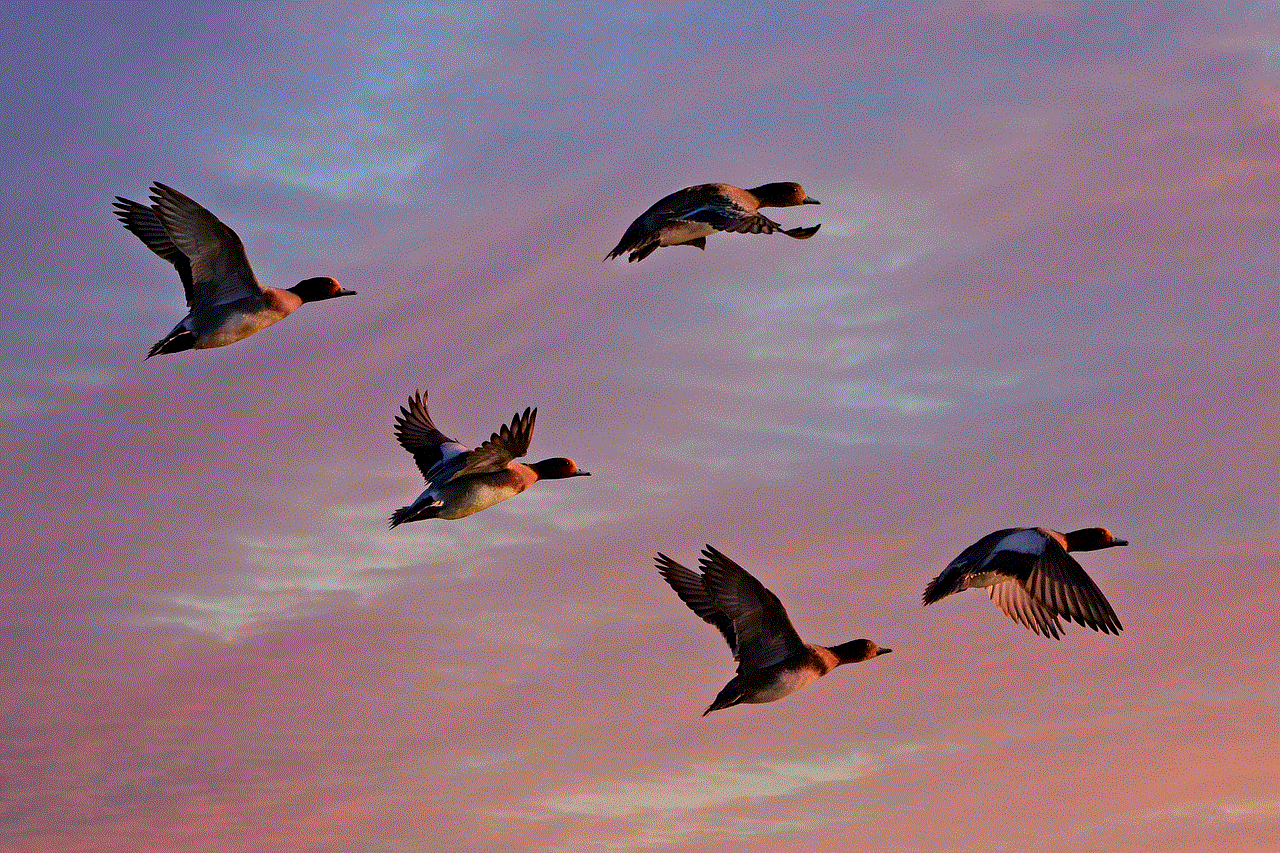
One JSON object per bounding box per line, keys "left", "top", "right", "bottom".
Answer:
{"left": 876, "top": 648, "right": 892, "bottom": 656}
{"left": 802, "top": 197, "right": 820, "bottom": 204}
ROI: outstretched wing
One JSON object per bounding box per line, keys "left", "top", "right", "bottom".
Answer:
{"left": 678, "top": 205, "right": 783, "bottom": 235}
{"left": 1023, "top": 541, "right": 1123, "bottom": 635}
{"left": 394, "top": 390, "right": 468, "bottom": 482}
{"left": 451, "top": 407, "right": 536, "bottom": 479}
{"left": 669, "top": 184, "right": 782, "bottom": 235}
{"left": 147, "top": 182, "right": 263, "bottom": 309}
{"left": 924, "top": 528, "right": 1024, "bottom": 604}
{"left": 655, "top": 553, "right": 737, "bottom": 655}
{"left": 698, "top": 545, "right": 805, "bottom": 673}
{"left": 113, "top": 196, "right": 196, "bottom": 303}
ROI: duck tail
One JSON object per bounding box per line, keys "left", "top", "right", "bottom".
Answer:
{"left": 145, "top": 328, "right": 196, "bottom": 359}
{"left": 388, "top": 501, "right": 439, "bottom": 528}
{"left": 921, "top": 573, "right": 952, "bottom": 605}
{"left": 702, "top": 682, "right": 743, "bottom": 716}
{"left": 627, "top": 242, "right": 660, "bottom": 262}
{"left": 606, "top": 232, "right": 659, "bottom": 263}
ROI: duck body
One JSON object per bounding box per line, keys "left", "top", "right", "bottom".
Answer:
{"left": 389, "top": 391, "right": 589, "bottom": 526}
{"left": 704, "top": 644, "right": 838, "bottom": 714}
{"left": 114, "top": 182, "right": 354, "bottom": 358}
{"left": 149, "top": 287, "right": 298, "bottom": 356}
{"left": 924, "top": 526, "right": 1126, "bottom": 638}
{"left": 656, "top": 546, "right": 890, "bottom": 716}
{"left": 607, "top": 182, "right": 821, "bottom": 262}
{"left": 397, "top": 464, "right": 540, "bottom": 522}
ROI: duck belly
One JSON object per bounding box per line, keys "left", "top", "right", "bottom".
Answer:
{"left": 193, "top": 308, "right": 288, "bottom": 349}
{"left": 436, "top": 480, "right": 523, "bottom": 519}
{"left": 745, "top": 667, "right": 822, "bottom": 704}
{"left": 659, "top": 220, "right": 716, "bottom": 247}
{"left": 960, "top": 570, "right": 1010, "bottom": 591}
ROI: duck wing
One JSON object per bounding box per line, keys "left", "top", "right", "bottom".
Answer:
{"left": 680, "top": 205, "right": 784, "bottom": 235}
{"left": 669, "top": 185, "right": 785, "bottom": 236}
{"left": 655, "top": 554, "right": 737, "bottom": 655}
{"left": 924, "top": 527, "right": 1024, "bottom": 603}
{"left": 698, "top": 545, "right": 805, "bottom": 673}
{"left": 113, "top": 196, "right": 195, "bottom": 303}
{"left": 147, "top": 182, "right": 264, "bottom": 310}
{"left": 660, "top": 183, "right": 788, "bottom": 235}
{"left": 1023, "top": 541, "right": 1123, "bottom": 635}
{"left": 394, "top": 390, "right": 469, "bottom": 482}
{"left": 988, "top": 580, "right": 1065, "bottom": 639}
{"left": 451, "top": 407, "right": 536, "bottom": 480}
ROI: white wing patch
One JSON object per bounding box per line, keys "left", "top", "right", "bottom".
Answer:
{"left": 438, "top": 442, "right": 467, "bottom": 465}
{"left": 999, "top": 528, "right": 1049, "bottom": 556}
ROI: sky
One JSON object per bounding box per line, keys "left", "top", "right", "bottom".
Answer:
{"left": 1, "top": 1, "right": 1278, "bottom": 851}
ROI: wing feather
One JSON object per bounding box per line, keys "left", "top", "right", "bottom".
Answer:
{"left": 452, "top": 407, "right": 536, "bottom": 479}
{"left": 655, "top": 554, "right": 737, "bottom": 655}
{"left": 698, "top": 546, "right": 805, "bottom": 672}
{"left": 1027, "top": 545, "right": 1123, "bottom": 635}
{"left": 393, "top": 390, "right": 468, "bottom": 482}
{"left": 113, "top": 196, "right": 196, "bottom": 303}
{"left": 989, "top": 581, "right": 1063, "bottom": 638}
{"left": 148, "top": 182, "right": 264, "bottom": 309}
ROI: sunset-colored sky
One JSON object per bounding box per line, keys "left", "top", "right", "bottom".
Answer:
{"left": 2, "top": 2, "right": 1277, "bottom": 851}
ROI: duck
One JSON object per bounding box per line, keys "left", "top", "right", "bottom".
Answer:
{"left": 656, "top": 545, "right": 890, "bottom": 715}
{"left": 606, "top": 182, "right": 821, "bottom": 262}
{"left": 923, "top": 527, "right": 1126, "bottom": 638}
{"left": 114, "top": 182, "right": 355, "bottom": 358}
{"left": 389, "top": 390, "right": 590, "bottom": 526}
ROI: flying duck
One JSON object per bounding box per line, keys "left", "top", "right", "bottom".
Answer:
{"left": 114, "top": 182, "right": 354, "bottom": 358}
{"left": 923, "top": 527, "right": 1126, "bottom": 638}
{"left": 607, "top": 182, "right": 821, "bottom": 262}
{"left": 390, "top": 390, "right": 589, "bottom": 526}
{"left": 656, "top": 546, "right": 890, "bottom": 715}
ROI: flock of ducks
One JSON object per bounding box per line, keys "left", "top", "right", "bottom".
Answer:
{"left": 116, "top": 180, "right": 1128, "bottom": 715}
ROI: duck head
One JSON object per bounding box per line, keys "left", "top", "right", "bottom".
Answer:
{"left": 531, "top": 458, "right": 591, "bottom": 479}
{"left": 830, "top": 639, "right": 891, "bottom": 664}
{"left": 747, "top": 182, "right": 820, "bottom": 207}
{"left": 290, "top": 276, "right": 357, "bottom": 302}
{"left": 1063, "top": 527, "right": 1128, "bottom": 552}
